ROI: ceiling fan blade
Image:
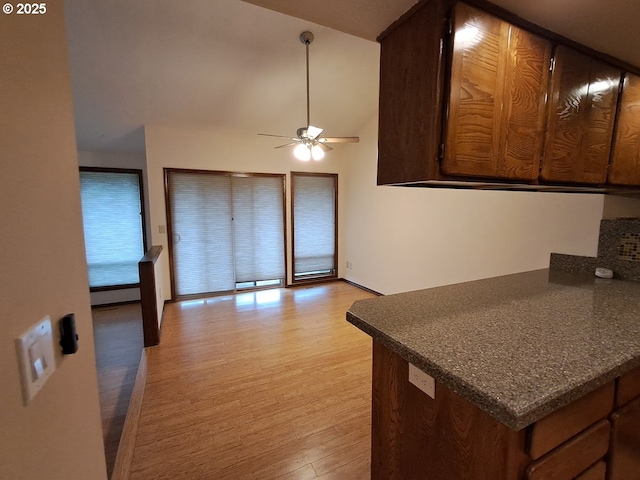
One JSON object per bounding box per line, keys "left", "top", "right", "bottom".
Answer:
{"left": 258, "top": 133, "right": 297, "bottom": 139}
{"left": 315, "top": 142, "right": 333, "bottom": 152}
{"left": 318, "top": 136, "right": 360, "bottom": 144}
{"left": 274, "top": 142, "right": 299, "bottom": 149}
{"left": 306, "top": 125, "right": 323, "bottom": 140}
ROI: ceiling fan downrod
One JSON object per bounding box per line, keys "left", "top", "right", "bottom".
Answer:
{"left": 300, "top": 31, "right": 314, "bottom": 130}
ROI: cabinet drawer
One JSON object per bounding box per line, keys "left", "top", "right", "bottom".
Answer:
{"left": 526, "top": 420, "right": 610, "bottom": 480}
{"left": 528, "top": 382, "right": 614, "bottom": 459}
{"left": 616, "top": 365, "right": 640, "bottom": 407}
{"left": 575, "top": 461, "right": 606, "bottom": 480}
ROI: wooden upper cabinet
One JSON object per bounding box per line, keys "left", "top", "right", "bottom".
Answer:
{"left": 541, "top": 46, "right": 621, "bottom": 184}
{"left": 442, "top": 3, "right": 552, "bottom": 180}
{"left": 609, "top": 73, "right": 640, "bottom": 185}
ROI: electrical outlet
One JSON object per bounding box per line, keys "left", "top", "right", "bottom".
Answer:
{"left": 409, "top": 363, "right": 435, "bottom": 399}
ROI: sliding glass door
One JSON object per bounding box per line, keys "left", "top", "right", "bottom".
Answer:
{"left": 165, "top": 169, "right": 286, "bottom": 298}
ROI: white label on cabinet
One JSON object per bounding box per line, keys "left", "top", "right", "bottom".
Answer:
{"left": 409, "top": 363, "right": 435, "bottom": 399}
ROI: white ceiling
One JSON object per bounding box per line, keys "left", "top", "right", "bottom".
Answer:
{"left": 64, "top": 0, "right": 640, "bottom": 154}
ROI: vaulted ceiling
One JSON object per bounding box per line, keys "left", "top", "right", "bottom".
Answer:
{"left": 64, "top": 0, "right": 640, "bottom": 154}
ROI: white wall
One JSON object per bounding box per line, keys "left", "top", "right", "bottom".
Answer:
{"left": 144, "top": 124, "right": 356, "bottom": 298}
{"left": 343, "top": 115, "right": 606, "bottom": 294}
{"left": 78, "top": 150, "right": 150, "bottom": 305}
{"left": 0, "top": 5, "right": 107, "bottom": 479}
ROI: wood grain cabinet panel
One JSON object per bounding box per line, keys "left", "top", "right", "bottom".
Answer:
{"left": 609, "top": 397, "right": 640, "bottom": 480}
{"left": 443, "top": 3, "right": 551, "bottom": 180}
{"left": 609, "top": 73, "right": 640, "bottom": 185}
{"left": 541, "top": 46, "right": 621, "bottom": 184}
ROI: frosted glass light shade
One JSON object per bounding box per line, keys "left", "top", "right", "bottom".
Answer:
{"left": 294, "top": 143, "right": 311, "bottom": 161}
{"left": 311, "top": 145, "right": 325, "bottom": 160}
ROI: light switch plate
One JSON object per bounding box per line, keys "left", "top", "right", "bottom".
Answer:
{"left": 409, "top": 363, "right": 435, "bottom": 399}
{"left": 15, "top": 316, "right": 56, "bottom": 405}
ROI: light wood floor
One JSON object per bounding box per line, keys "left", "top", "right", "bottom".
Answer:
{"left": 128, "top": 281, "right": 376, "bottom": 479}
{"left": 92, "top": 303, "right": 144, "bottom": 478}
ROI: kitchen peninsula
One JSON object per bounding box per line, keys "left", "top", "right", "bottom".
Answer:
{"left": 347, "top": 269, "right": 640, "bottom": 479}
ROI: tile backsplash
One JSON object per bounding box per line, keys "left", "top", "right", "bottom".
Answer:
{"left": 551, "top": 218, "right": 640, "bottom": 282}
{"left": 618, "top": 233, "right": 640, "bottom": 262}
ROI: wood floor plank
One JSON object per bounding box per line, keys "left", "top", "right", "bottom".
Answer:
{"left": 128, "top": 282, "right": 375, "bottom": 480}
{"left": 92, "top": 302, "right": 144, "bottom": 479}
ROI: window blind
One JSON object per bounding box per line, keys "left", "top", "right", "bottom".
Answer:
{"left": 79, "top": 170, "right": 145, "bottom": 288}
{"left": 232, "top": 176, "right": 286, "bottom": 283}
{"left": 167, "top": 170, "right": 285, "bottom": 297}
{"left": 169, "top": 172, "right": 235, "bottom": 295}
{"left": 292, "top": 173, "right": 337, "bottom": 278}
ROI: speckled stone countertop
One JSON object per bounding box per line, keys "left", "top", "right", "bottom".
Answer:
{"left": 347, "top": 269, "right": 640, "bottom": 430}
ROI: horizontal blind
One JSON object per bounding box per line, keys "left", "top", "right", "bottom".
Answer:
{"left": 79, "top": 171, "right": 144, "bottom": 288}
{"left": 232, "top": 176, "right": 285, "bottom": 283}
{"left": 293, "top": 174, "right": 336, "bottom": 275}
{"left": 168, "top": 172, "right": 235, "bottom": 296}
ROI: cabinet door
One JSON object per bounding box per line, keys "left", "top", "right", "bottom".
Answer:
{"left": 609, "top": 396, "right": 640, "bottom": 480}
{"left": 541, "top": 46, "right": 621, "bottom": 184}
{"left": 443, "top": 3, "right": 551, "bottom": 180}
{"left": 609, "top": 73, "right": 640, "bottom": 185}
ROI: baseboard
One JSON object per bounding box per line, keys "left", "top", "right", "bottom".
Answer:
{"left": 111, "top": 348, "right": 148, "bottom": 480}
{"left": 341, "top": 278, "right": 383, "bottom": 296}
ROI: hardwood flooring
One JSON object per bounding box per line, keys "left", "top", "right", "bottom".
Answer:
{"left": 92, "top": 303, "right": 144, "bottom": 479}
{"left": 128, "top": 281, "right": 376, "bottom": 479}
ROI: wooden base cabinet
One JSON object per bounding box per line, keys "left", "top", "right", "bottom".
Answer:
{"left": 609, "top": 366, "right": 640, "bottom": 480}
{"left": 371, "top": 341, "right": 529, "bottom": 480}
{"left": 609, "top": 398, "right": 640, "bottom": 480}
{"left": 371, "top": 341, "right": 639, "bottom": 480}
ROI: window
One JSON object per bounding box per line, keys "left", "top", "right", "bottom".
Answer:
{"left": 165, "top": 169, "right": 286, "bottom": 298}
{"left": 79, "top": 168, "right": 146, "bottom": 290}
{"left": 291, "top": 172, "right": 338, "bottom": 283}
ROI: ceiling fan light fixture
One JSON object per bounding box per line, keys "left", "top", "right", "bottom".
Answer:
{"left": 258, "top": 31, "right": 359, "bottom": 159}
{"left": 294, "top": 143, "right": 311, "bottom": 161}
{"left": 311, "top": 144, "right": 325, "bottom": 161}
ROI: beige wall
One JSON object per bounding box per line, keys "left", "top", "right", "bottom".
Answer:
{"left": 0, "top": 5, "right": 107, "bottom": 480}
{"left": 343, "top": 115, "right": 606, "bottom": 294}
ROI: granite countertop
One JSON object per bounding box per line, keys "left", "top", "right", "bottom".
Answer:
{"left": 347, "top": 269, "right": 640, "bottom": 430}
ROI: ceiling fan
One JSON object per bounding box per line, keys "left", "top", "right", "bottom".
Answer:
{"left": 258, "top": 31, "right": 359, "bottom": 161}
